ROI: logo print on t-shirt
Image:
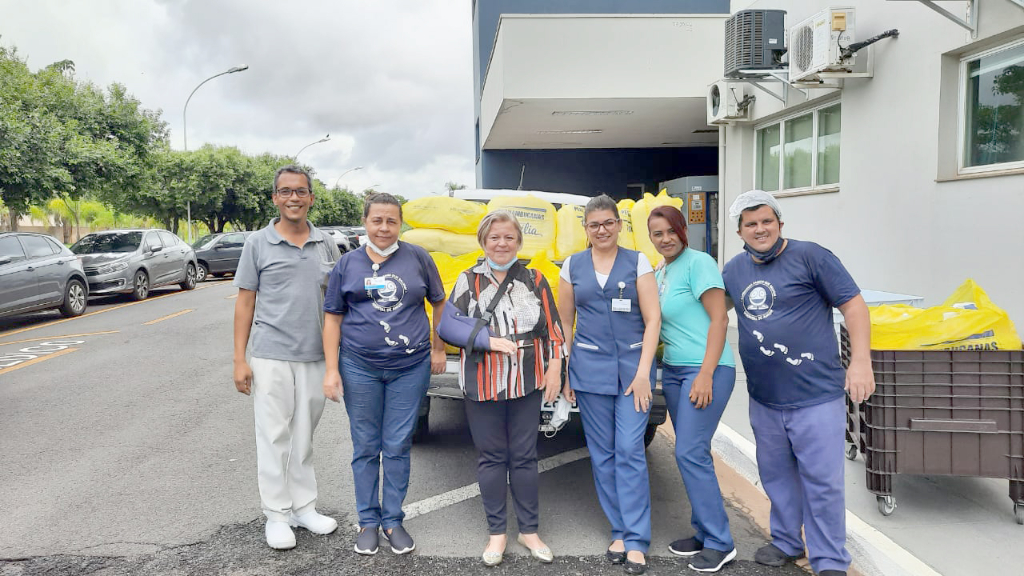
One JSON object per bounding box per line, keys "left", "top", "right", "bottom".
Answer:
{"left": 741, "top": 280, "right": 776, "bottom": 321}
{"left": 370, "top": 273, "right": 407, "bottom": 313}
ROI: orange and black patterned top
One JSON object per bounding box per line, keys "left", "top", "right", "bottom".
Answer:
{"left": 449, "top": 260, "right": 565, "bottom": 402}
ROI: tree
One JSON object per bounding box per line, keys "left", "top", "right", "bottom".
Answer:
{"left": 310, "top": 185, "right": 363, "bottom": 226}
{"left": 0, "top": 43, "right": 167, "bottom": 229}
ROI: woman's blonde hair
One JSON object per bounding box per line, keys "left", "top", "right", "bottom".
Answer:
{"left": 476, "top": 210, "right": 524, "bottom": 249}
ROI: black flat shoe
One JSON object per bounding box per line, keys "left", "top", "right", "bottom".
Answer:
{"left": 624, "top": 555, "right": 647, "bottom": 575}
{"left": 606, "top": 549, "right": 626, "bottom": 564}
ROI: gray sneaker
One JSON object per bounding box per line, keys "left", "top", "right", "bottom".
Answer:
{"left": 754, "top": 543, "right": 805, "bottom": 567}
{"left": 355, "top": 527, "right": 379, "bottom": 555}
{"left": 688, "top": 548, "right": 737, "bottom": 573}
{"left": 382, "top": 525, "right": 416, "bottom": 554}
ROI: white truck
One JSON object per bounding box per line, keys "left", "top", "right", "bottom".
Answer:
{"left": 410, "top": 189, "right": 667, "bottom": 446}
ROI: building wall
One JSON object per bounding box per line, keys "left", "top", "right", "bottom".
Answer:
{"left": 718, "top": 1, "right": 1024, "bottom": 325}
{"left": 473, "top": 0, "right": 731, "bottom": 188}
{"left": 481, "top": 147, "right": 718, "bottom": 199}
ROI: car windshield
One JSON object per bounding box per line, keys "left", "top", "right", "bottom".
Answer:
{"left": 71, "top": 232, "right": 143, "bottom": 254}
{"left": 192, "top": 234, "right": 218, "bottom": 249}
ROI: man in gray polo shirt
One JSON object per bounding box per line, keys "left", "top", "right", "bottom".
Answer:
{"left": 233, "top": 164, "right": 341, "bottom": 550}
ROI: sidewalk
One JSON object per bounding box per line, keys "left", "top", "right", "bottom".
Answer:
{"left": 712, "top": 324, "right": 1024, "bottom": 576}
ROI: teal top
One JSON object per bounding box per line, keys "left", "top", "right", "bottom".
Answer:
{"left": 656, "top": 248, "right": 735, "bottom": 368}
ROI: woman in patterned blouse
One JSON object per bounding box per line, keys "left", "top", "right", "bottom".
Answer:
{"left": 437, "top": 210, "right": 565, "bottom": 567}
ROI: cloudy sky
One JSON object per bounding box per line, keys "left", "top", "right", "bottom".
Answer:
{"left": 1, "top": 0, "right": 476, "bottom": 198}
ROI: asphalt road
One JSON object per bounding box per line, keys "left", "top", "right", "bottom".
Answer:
{"left": 0, "top": 280, "right": 806, "bottom": 576}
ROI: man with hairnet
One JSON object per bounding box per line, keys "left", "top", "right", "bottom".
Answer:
{"left": 721, "top": 190, "right": 874, "bottom": 576}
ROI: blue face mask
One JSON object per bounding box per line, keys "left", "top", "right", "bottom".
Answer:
{"left": 743, "top": 236, "right": 785, "bottom": 263}
{"left": 487, "top": 257, "right": 516, "bottom": 271}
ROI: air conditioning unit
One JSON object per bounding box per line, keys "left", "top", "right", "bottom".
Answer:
{"left": 724, "top": 9, "right": 787, "bottom": 78}
{"left": 788, "top": 7, "right": 857, "bottom": 83}
{"left": 706, "top": 81, "right": 749, "bottom": 125}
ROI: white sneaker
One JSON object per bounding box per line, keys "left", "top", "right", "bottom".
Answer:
{"left": 289, "top": 510, "right": 338, "bottom": 535}
{"left": 266, "top": 520, "right": 296, "bottom": 550}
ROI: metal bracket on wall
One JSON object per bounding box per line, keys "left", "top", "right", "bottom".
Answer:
{"left": 731, "top": 70, "right": 823, "bottom": 104}
{"left": 889, "top": 1, "right": 979, "bottom": 38}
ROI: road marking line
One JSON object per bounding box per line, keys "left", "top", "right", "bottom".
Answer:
{"left": 144, "top": 309, "right": 194, "bottom": 325}
{"left": 0, "top": 281, "right": 232, "bottom": 340}
{"left": 711, "top": 422, "right": 943, "bottom": 576}
{"left": 0, "top": 330, "right": 119, "bottom": 348}
{"left": 0, "top": 347, "right": 77, "bottom": 376}
{"left": 225, "top": 293, "right": 238, "bottom": 299}
{"left": 402, "top": 447, "right": 590, "bottom": 522}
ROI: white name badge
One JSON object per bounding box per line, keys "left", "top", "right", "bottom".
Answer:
{"left": 612, "top": 298, "right": 631, "bottom": 313}
{"left": 364, "top": 277, "right": 387, "bottom": 291}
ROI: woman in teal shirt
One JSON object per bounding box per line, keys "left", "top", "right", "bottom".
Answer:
{"left": 649, "top": 205, "right": 737, "bottom": 574}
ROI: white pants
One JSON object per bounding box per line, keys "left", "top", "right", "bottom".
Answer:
{"left": 251, "top": 357, "right": 327, "bottom": 522}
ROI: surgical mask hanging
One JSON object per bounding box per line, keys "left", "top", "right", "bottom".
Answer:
{"left": 368, "top": 240, "right": 399, "bottom": 258}
{"left": 743, "top": 236, "right": 785, "bottom": 264}
{"left": 487, "top": 257, "right": 516, "bottom": 271}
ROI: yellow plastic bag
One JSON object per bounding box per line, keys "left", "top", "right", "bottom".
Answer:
{"left": 526, "top": 250, "right": 562, "bottom": 305}
{"left": 488, "top": 195, "right": 557, "bottom": 259}
{"left": 404, "top": 196, "right": 486, "bottom": 234}
{"left": 402, "top": 228, "right": 480, "bottom": 256}
{"left": 428, "top": 250, "right": 484, "bottom": 354}
{"left": 554, "top": 204, "right": 587, "bottom": 261}
{"left": 631, "top": 190, "right": 683, "bottom": 267}
{"left": 617, "top": 198, "right": 636, "bottom": 250}
{"left": 869, "top": 280, "right": 1022, "bottom": 351}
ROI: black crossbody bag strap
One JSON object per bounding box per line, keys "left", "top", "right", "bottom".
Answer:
{"left": 465, "top": 271, "right": 514, "bottom": 357}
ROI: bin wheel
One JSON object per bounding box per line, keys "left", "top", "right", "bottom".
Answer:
{"left": 1015, "top": 503, "right": 1024, "bottom": 525}
{"left": 877, "top": 495, "right": 896, "bottom": 516}
{"left": 845, "top": 444, "right": 858, "bottom": 461}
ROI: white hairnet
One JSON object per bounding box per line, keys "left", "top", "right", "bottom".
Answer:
{"left": 728, "top": 190, "right": 782, "bottom": 227}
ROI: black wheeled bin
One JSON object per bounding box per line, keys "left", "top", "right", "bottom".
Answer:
{"left": 841, "top": 327, "right": 1024, "bottom": 524}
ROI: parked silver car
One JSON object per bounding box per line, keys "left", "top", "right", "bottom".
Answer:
{"left": 71, "top": 229, "right": 198, "bottom": 300}
{"left": 0, "top": 232, "right": 89, "bottom": 319}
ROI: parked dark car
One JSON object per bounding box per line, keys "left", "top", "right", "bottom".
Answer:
{"left": 192, "top": 231, "right": 253, "bottom": 282}
{"left": 71, "top": 229, "right": 198, "bottom": 301}
{"left": 0, "top": 232, "right": 89, "bottom": 319}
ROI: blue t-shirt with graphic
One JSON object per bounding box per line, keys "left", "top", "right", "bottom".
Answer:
{"left": 324, "top": 242, "right": 445, "bottom": 370}
{"left": 722, "top": 239, "right": 859, "bottom": 409}
{"left": 656, "top": 248, "right": 735, "bottom": 368}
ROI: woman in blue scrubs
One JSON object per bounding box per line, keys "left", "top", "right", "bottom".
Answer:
{"left": 557, "top": 194, "right": 661, "bottom": 575}
{"left": 649, "top": 205, "right": 737, "bottom": 573}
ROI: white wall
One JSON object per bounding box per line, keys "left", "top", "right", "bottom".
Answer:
{"left": 719, "top": 0, "right": 1024, "bottom": 327}
{"left": 480, "top": 14, "right": 726, "bottom": 141}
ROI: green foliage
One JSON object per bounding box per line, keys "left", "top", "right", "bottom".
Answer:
{"left": 0, "top": 40, "right": 354, "bottom": 235}
{"left": 310, "top": 184, "right": 363, "bottom": 226}
{"left": 0, "top": 43, "right": 167, "bottom": 229}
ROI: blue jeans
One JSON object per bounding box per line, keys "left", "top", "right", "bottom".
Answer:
{"left": 341, "top": 353, "right": 430, "bottom": 529}
{"left": 749, "top": 396, "right": 851, "bottom": 574}
{"left": 662, "top": 364, "right": 736, "bottom": 552}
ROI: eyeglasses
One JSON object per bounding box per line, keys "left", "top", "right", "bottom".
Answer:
{"left": 585, "top": 218, "right": 620, "bottom": 232}
{"left": 276, "top": 188, "right": 311, "bottom": 198}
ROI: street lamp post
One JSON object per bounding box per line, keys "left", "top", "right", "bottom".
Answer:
{"left": 333, "top": 166, "right": 363, "bottom": 189}
{"left": 182, "top": 64, "right": 248, "bottom": 242}
{"left": 294, "top": 134, "right": 331, "bottom": 160}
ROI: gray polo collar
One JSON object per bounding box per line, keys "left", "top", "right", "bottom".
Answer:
{"left": 265, "top": 218, "right": 323, "bottom": 246}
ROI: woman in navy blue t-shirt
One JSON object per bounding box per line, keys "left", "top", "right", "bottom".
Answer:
{"left": 322, "top": 193, "right": 446, "bottom": 556}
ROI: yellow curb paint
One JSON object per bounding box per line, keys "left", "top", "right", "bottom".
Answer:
{"left": 143, "top": 309, "right": 194, "bottom": 325}
{"left": 0, "top": 331, "right": 119, "bottom": 348}
{"left": 0, "top": 347, "right": 78, "bottom": 376}
{"left": 0, "top": 281, "right": 232, "bottom": 340}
